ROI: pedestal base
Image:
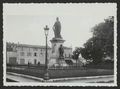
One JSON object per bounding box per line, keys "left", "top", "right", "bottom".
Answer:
{"left": 48, "top": 37, "right": 68, "bottom": 67}
{"left": 58, "top": 58, "right": 68, "bottom": 67}
{"left": 49, "top": 58, "right": 68, "bottom": 67}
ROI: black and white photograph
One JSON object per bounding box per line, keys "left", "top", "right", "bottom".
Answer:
{"left": 3, "top": 3, "right": 117, "bottom": 86}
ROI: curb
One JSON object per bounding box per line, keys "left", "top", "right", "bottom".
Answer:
{"left": 7, "top": 72, "right": 113, "bottom": 82}
{"left": 7, "top": 72, "right": 44, "bottom": 82}
{"left": 48, "top": 75, "right": 114, "bottom": 82}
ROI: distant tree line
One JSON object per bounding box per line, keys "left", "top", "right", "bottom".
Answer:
{"left": 72, "top": 16, "right": 114, "bottom": 64}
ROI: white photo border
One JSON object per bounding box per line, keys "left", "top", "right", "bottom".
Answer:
{"left": 3, "top": 3, "right": 117, "bottom": 87}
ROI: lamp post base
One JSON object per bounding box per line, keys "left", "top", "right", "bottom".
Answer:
{"left": 44, "top": 72, "right": 49, "bottom": 80}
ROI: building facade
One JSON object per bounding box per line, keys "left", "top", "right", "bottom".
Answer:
{"left": 6, "top": 42, "right": 72, "bottom": 65}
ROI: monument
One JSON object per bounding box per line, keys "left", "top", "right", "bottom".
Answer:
{"left": 49, "top": 17, "right": 67, "bottom": 67}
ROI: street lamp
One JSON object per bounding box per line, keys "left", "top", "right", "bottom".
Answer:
{"left": 44, "top": 25, "right": 49, "bottom": 80}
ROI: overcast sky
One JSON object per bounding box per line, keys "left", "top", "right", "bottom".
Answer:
{"left": 3, "top": 3, "right": 116, "bottom": 50}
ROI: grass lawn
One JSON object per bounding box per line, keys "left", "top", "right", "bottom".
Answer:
{"left": 7, "top": 66, "right": 114, "bottom": 79}
{"left": 48, "top": 69, "right": 113, "bottom": 79}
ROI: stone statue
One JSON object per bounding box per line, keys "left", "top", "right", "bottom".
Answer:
{"left": 59, "top": 44, "right": 64, "bottom": 58}
{"left": 53, "top": 17, "right": 62, "bottom": 38}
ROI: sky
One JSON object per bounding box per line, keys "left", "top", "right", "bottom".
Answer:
{"left": 3, "top": 3, "right": 116, "bottom": 50}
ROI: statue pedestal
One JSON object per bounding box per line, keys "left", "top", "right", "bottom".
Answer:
{"left": 48, "top": 38, "right": 66, "bottom": 67}
{"left": 58, "top": 58, "right": 68, "bottom": 66}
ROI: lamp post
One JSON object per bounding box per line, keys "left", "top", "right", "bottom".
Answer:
{"left": 44, "top": 25, "right": 49, "bottom": 80}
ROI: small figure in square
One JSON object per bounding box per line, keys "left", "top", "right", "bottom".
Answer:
{"left": 59, "top": 44, "right": 64, "bottom": 58}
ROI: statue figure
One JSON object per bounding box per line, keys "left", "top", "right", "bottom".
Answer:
{"left": 53, "top": 17, "right": 62, "bottom": 38}
{"left": 59, "top": 44, "right": 64, "bottom": 58}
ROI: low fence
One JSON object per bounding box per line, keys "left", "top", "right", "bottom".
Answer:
{"left": 86, "top": 63, "right": 114, "bottom": 69}
{"left": 48, "top": 65, "right": 85, "bottom": 70}
{"left": 7, "top": 64, "right": 86, "bottom": 71}
{"left": 7, "top": 63, "right": 113, "bottom": 70}
{"left": 7, "top": 64, "right": 45, "bottom": 69}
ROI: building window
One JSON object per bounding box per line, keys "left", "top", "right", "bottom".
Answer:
{"left": 69, "top": 54, "right": 71, "bottom": 57}
{"left": 33, "top": 48, "right": 38, "bottom": 51}
{"left": 40, "top": 49, "right": 43, "bottom": 54}
{"left": 34, "top": 52, "right": 37, "bottom": 56}
{"left": 29, "top": 48, "right": 30, "bottom": 51}
{"left": 27, "top": 52, "right": 31, "bottom": 56}
{"left": 65, "top": 54, "right": 66, "bottom": 58}
{"left": 9, "top": 57, "right": 17, "bottom": 64}
{"left": 21, "top": 47, "right": 24, "bottom": 51}
{"left": 20, "top": 59, "right": 25, "bottom": 64}
{"left": 34, "top": 59, "right": 37, "bottom": 64}
{"left": 20, "top": 52, "right": 24, "bottom": 56}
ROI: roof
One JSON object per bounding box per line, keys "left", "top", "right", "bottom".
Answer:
{"left": 6, "top": 42, "right": 51, "bottom": 49}
{"left": 6, "top": 42, "right": 72, "bottom": 49}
